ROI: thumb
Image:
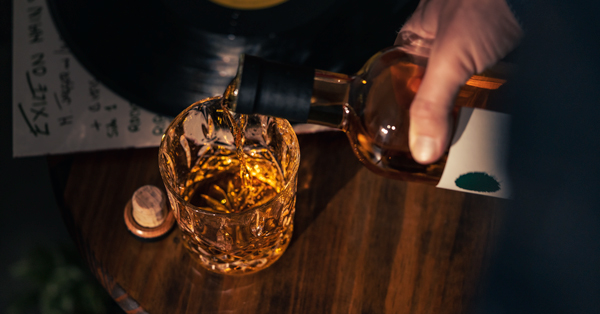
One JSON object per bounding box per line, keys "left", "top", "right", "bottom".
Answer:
{"left": 409, "top": 49, "right": 471, "bottom": 164}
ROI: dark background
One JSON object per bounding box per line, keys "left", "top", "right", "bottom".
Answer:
{"left": 0, "top": 0, "right": 72, "bottom": 311}
{"left": 0, "top": 0, "right": 121, "bottom": 312}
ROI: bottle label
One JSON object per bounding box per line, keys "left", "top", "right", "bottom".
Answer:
{"left": 437, "top": 108, "right": 512, "bottom": 199}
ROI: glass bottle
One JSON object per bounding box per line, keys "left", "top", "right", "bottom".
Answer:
{"left": 223, "top": 31, "right": 508, "bottom": 185}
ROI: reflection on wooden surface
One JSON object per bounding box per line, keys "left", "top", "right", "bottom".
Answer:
{"left": 49, "top": 131, "right": 505, "bottom": 314}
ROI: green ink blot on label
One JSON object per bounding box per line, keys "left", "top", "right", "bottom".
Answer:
{"left": 455, "top": 172, "right": 500, "bottom": 193}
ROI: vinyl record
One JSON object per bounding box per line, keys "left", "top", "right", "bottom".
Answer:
{"left": 47, "top": 0, "right": 418, "bottom": 116}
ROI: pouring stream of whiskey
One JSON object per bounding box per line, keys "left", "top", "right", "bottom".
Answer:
{"left": 220, "top": 97, "right": 252, "bottom": 189}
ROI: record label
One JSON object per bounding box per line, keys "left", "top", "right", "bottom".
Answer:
{"left": 209, "top": 0, "right": 288, "bottom": 10}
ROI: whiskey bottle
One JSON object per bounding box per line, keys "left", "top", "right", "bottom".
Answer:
{"left": 223, "top": 31, "right": 511, "bottom": 198}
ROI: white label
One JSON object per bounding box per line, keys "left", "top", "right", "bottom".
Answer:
{"left": 436, "top": 108, "right": 512, "bottom": 199}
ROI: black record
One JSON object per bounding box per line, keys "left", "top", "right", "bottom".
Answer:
{"left": 47, "top": 0, "right": 418, "bottom": 116}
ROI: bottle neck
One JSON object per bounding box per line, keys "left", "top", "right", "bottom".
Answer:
{"left": 306, "top": 70, "right": 352, "bottom": 128}
{"left": 225, "top": 54, "right": 352, "bottom": 127}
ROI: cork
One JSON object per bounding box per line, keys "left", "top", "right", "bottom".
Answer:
{"left": 124, "top": 185, "right": 175, "bottom": 240}
{"left": 132, "top": 185, "right": 167, "bottom": 228}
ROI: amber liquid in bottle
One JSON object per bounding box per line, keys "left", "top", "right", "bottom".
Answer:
{"left": 309, "top": 48, "right": 499, "bottom": 184}
{"left": 316, "top": 66, "right": 445, "bottom": 184}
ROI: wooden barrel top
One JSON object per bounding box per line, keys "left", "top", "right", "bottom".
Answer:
{"left": 49, "top": 131, "right": 505, "bottom": 314}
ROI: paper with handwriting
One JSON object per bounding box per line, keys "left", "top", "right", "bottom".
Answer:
{"left": 12, "top": 0, "right": 175, "bottom": 157}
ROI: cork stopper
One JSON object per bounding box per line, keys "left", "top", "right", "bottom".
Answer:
{"left": 132, "top": 185, "right": 166, "bottom": 227}
{"left": 124, "top": 185, "right": 175, "bottom": 240}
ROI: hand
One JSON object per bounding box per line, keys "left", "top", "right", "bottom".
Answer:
{"left": 397, "top": 0, "right": 522, "bottom": 164}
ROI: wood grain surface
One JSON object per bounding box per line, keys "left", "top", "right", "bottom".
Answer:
{"left": 49, "top": 131, "right": 506, "bottom": 314}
